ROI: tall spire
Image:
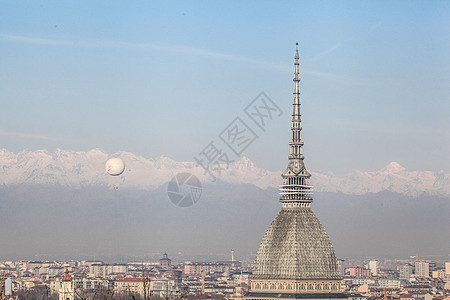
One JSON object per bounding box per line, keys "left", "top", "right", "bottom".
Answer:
{"left": 293, "top": 43, "right": 301, "bottom": 124}
{"left": 291, "top": 43, "right": 303, "bottom": 160}
{"left": 248, "top": 46, "right": 343, "bottom": 300}
{"left": 279, "top": 44, "right": 313, "bottom": 207}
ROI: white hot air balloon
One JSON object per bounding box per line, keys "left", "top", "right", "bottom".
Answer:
{"left": 105, "top": 157, "right": 125, "bottom": 176}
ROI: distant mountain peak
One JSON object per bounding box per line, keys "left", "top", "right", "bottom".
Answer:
{"left": 380, "top": 162, "right": 406, "bottom": 174}
{"left": 234, "top": 156, "right": 255, "bottom": 169}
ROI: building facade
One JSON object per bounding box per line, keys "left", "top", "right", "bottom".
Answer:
{"left": 368, "top": 261, "right": 378, "bottom": 276}
{"left": 349, "top": 268, "right": 372, "bottom": 278}
{"left": 89, "top": 264, "right": 128, "bottom": 278}
{"left": 184, "top": 261, "right": 238, "bottom": 275}
{"left": 159, "top": 253, "right": 171, "bottom": 269}
{"left": 400, "top": 264, "right": 413, "bottom": 280}
{"left": 415, "top": 262, "right": 430, "bottom": 278}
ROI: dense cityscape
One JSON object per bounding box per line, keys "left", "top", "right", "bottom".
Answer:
{"left": 1, "top": 255, "right": 450, "bottom": 300}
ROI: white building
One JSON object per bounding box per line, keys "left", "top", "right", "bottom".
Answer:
{"left": 378, "top": 279, "right": 400, "bottom": 289}
{"left": 368, "top": 260, "right": 378, "bottom": 276}
{"left": 400, "top": 265, "right": 413, "bottom": 280}
{"left": 431, "top": 269, "right": 445, "bottom": 279}
{"left": 108, "top": 264, "right": 127, "bottom": 274}
{"left": 150, "top": 278, "right": 180, "bottom": 298}
{"left": 350, "top": 278, "right": 375, "bottom": 286}
{"left": 89, "top": 264, "right": 107, "bottom": 278}
{"left": 415, "top": 261, "right": 429, "bottom": 278}
{"left": 114, "top": 277, "right": 179, "bottom": 298}
{"left": 89, "top": 264, "right": 128, "bottom": 278}
{"left": 114, "top": 278, "right": 145, "bottom": 296}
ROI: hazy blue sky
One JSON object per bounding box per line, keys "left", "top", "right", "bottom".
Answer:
{"left": 1, "top": 1, "right": 449, "bottom": 174}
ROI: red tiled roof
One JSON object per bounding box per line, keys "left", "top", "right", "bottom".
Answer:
{"left": 400, "top": 294, "right": 413, "bottom": 298}
{"left": 62, "top": 269, "right": 71, "bottom": 282}
{"left": 116, "top": 278, "right": 143, "bottom": 282}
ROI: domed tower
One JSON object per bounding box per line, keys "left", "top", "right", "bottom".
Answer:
{"left": 59, "top": 269, "right": 74, "bottom": 300}
{"left": 246, "top": 45, "right": 345, "bottom": 300}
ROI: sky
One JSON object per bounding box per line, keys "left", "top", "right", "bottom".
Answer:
{"left": 1, "top": 1, "right": 450, "bottom": 175}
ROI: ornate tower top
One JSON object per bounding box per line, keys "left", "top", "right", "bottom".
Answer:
{"left": 249, "top": 47, "right": 342, "bottom": 291}
{"left": 279, "top": 44, "right": 313, "bottom": 208}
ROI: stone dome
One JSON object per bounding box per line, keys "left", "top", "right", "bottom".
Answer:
{"left": 252, "top": 207, "right": 341, "bottom": 280}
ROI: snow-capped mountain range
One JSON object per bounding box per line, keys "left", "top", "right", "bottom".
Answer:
{"left": 1, "top": 148, "right": 450, "bottom": 197}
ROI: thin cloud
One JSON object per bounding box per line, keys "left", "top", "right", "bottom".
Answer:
{"left": 312, "top": 43, "right": 342, "bottom": 60}
{"left": 0, "top": 33, "right": 348, "bottom": 79}
{"left": 0, "top": 33, "right": 290, "bottom": 72}
{"left": 0, "top": 128, "right": 61, "bottom": 141}
{"left": 0, "top": 33, "right": 79, "bottom": 47}
{"left": 171, "top": 44, "right": 291, "bottom": 72}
